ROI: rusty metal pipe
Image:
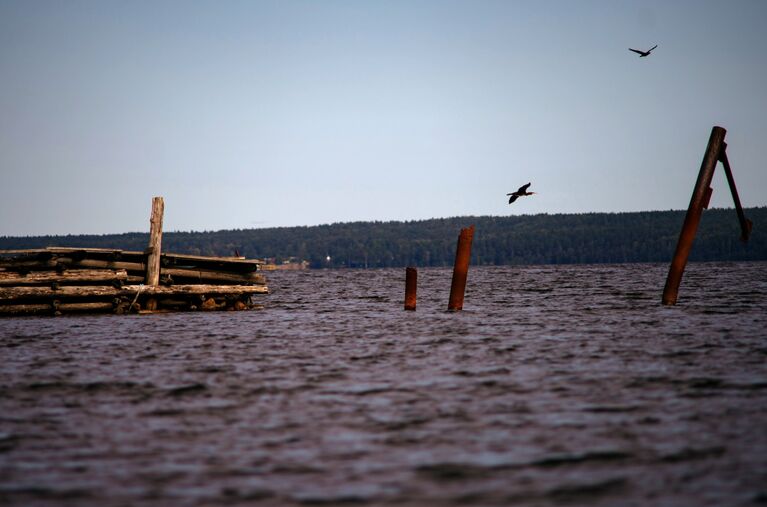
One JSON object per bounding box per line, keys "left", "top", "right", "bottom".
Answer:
{"left": 404, "top": 267, "right": 417, "bottom": 311}
{"left": 662, "top": 126, "right": 726, "bottom": 305}
{"left": 448, "top": 226, "right": 474, "bottom": 311}
{"left": 718, "top": 145, "right": 752, "bottom": 242}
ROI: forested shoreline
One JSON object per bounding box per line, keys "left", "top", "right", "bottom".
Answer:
{"left": 2, "top": 208, "right": 764, "bottom": 268}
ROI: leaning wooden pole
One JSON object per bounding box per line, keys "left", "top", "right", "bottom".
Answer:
{"left": 662, "top": 127, "right": 726, "bottom": 305}
{"left": 145, "top": 197, "right": 164, "bottom": 310}
{"left": 448, "top": 225, "right": 475, "bottom": 311}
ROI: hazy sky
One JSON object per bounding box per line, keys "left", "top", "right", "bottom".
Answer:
{"left": 1, "top": 0, "right": 766, "bottom": 236}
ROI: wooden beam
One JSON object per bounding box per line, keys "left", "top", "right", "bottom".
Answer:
{"left": 0, "top": 248, "right": 264, "bottom": 271}
{"left": 0, "top": 258, "right": 265, "bottom": 285}
{"left": 0, "top": 302, "right": 115, "bottom": 315}
{"left": 0, "top": 269, "right": 129, "bottom": 286}
{"left": 0, "top": 284, "right": 267, "bottom": 302}
{"left": 160, "top": 268, "right": 266, "bottom": 284}
{"left": 0, "top": 258, "right": 146, "bottom": 272}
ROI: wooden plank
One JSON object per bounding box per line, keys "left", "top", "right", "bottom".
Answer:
{"left": 0, "top": 284, "right": 268, "bottom": 302}
{"left": 0, "top": 269, "right": 129, "bottom": 286}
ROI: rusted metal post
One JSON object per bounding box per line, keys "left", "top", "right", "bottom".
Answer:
{"left": 662, "top": 127, "right": 726, "bottom": 305}
{"left": 719, "top": 145, "right": 753, "bottom": 242}
{"left": 404, "top": 267, "right": 417, "bottom": 311}
{"left": 448, "top": 225, "right": 474, "bottom": 311}
{"left": 145, "top": 197, "right": 164, "bottom": 310}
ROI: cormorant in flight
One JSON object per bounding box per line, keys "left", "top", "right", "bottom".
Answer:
{"left": 507, "top": 183, "right": 535, "bottom": 204}
{"left": 629, "top": 44, "right": 658, "bottom": 57}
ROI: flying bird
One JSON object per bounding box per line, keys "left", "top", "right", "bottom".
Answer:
{"left": 629, "top": 44, "right": 658, "bottom": 57}
{"left": 507, "top": 183, "right": 535, "bottom": 204}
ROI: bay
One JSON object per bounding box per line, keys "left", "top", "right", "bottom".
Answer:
{"left": 1, "top": 262, "right": 766, "bottom": 506}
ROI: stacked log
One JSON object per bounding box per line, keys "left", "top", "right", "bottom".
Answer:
{"left": 0, "top": 247, "right": 268, "bottom": 316}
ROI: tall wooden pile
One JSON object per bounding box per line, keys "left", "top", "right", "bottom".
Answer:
{"left": 0, "top": 197, "right": 268, "bottom": 316}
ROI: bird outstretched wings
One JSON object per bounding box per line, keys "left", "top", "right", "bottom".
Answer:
{"left": 628, "top": 44, "right": 658, "bottom": 57}
{"left": 506, "top": 182, "right": 534, "bottom": 204}
{"left": 515, "top": 183, "right": 531, "bottom": 194}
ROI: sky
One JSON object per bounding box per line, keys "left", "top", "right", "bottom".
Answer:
{"left": 1, "top": 0, "right": 766, "bottom": 236}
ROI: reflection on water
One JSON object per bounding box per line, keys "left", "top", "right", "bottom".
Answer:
{"left": 1, "top": 262, "right": 766, "bottom": 506}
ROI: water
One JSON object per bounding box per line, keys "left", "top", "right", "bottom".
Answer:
{"left": 1, "top": 262, "right": 766, "bottom": 506}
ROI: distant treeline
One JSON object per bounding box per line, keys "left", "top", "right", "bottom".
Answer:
{"left": 1, "top": 208, "right": 764, "bottom": 268}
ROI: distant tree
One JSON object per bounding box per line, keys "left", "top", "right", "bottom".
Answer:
{"left": 2, "top": 208, "right": 765, "bottom": 267}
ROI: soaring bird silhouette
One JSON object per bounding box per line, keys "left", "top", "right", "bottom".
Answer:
{"left": 629, "top": 44, "right": 658, "bottom": 57}
{"left": 507, "top": 183, "right": 535, "bottom": 204}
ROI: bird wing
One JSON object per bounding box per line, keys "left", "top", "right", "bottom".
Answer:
{"left": 648, "top": 44, "right": 658, "bottom": 52}
{"left": 517, "top": 182, "right": 531, "bottom": 193}
{"left": 628, "top": 48, "right": 644, "bottom": 55}
{"left": 508, "top": 194, "right": 519, "bottom": 204}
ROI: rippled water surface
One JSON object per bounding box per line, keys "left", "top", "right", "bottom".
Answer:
{"left": 2, "top": 262, "right": 767, "bottom": 506}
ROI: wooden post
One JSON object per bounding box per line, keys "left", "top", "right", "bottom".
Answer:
{"left": 662, "top": 127, "right": 725, "bottom": 305}
{"left": 448, "top": 225, "right": 474, "bottom": 311}
{"left": 145, "top": 197, "right": 164, "bottom": 310}
{"left": 404, "top": 267, "right": 417, "bottom": 311}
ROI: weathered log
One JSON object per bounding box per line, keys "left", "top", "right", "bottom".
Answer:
{"left": 0, "top": 257, "right": 147, "bottom": 272}
{"left": 146, "top": 197, "right": 164, "bottom": 286}
{"left": 0, "top": 247, "right": 126, "bottom": 255}
{"left": 0, "top": 284, "right": 267, "bottom": 302}
{"left": 0, "top": 247, "right": 264, "bottom": 264}
{"left": 57, "top": 302, "right": 115, "bottom": 312}
{"left": 1, "top": 255, "right": 262, "bottom": 276}
{"left": 1, "top": 248, "right": 264, "bottom": 273}
{"left": 160, "top": 252, "right": 263, "bottom": 271}
{"left": 0, "top": 301, "right": 115, "bottom": 315}
{"left": 160, "top": 268, "right": 266, "bottom": 284}
{"left": 0, "top": 258, "right": 265, "bottom": 284}
{"left": 144, "top": 197, "right": 164, "bottom": 311}
{"left": 0, "top": 303, "right": 51, "bottom": 314}
{"left": 0, "top": 269, "right": 129, "bottom": 286}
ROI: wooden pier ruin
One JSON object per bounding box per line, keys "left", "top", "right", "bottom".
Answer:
{"left": 0, "top": 198, "right": 268, "bottom": 316}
